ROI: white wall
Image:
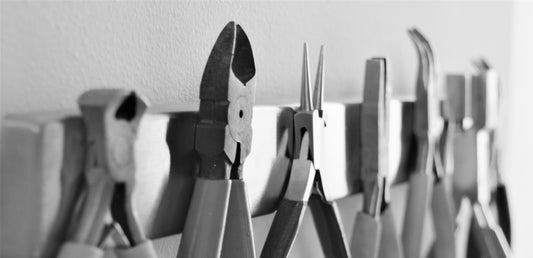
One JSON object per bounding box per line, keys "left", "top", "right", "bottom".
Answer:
{"left": 2, "top": 1, "right": 527, "bottom": 257}
{"left": 504, "top": 1, "right": 533, "bottom": 257}
{"left": 1, "top": 1, "right": 512, "bottom": 113}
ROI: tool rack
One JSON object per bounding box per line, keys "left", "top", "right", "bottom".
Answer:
{"left": 1, "top": 100, "right": 411, "bottom": 257}
{"left": 0, "top": 21, "right": 511, "bottom": 258}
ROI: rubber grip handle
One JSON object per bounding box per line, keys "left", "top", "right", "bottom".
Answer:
{"left": 494, "top": 184, "right": 512, "bottom": 244}
{"left": 430, "top": 179, "right": 456, "bottom": 258}
{"left": 351, "top": 211, "right": 381, "bottom": 258}
{"left": 177, "top": 178, "right": 231, "bottom": 258}
{"left": 402, "top": 172, "right": 434, "bottom": 258}
{"left": 308, "top": 196, "right": 350, "bottom": 258}
{"left": 379, "top": 205, "right": 404, "bottom": 258}
{"left": 261, "top": 199, "right": 306, "bottom": 258}
{"left": 57, "top": 242, "right": 104, "bottom": 258}
{"left": 470, "top": 204, "right": 512, "bottom": 258}
{"left": 221, "top": 180, "right": 256, "bottom": 258}
{"left": 115, "top": 241, "right": 157, "bottom": 258}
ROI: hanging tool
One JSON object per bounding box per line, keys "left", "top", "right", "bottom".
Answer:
{"left": 440, "top": 74, "right": 467, "bottom": 179}
{"left": 459, "top": 59, "right": 512, "bottom": 258}
{"left": 350, "top": 57, "right": 403, "bottom": 258}
{"left": 177, "top": 21, "right": 257, "bottom": 258}
{"left": 378, "top": 174, "right": 405, "bottom": 258}
{"left": 57, "top": 89, "right": 157, "bottom": 258}
{"left": 473, "top": 59, "right": 512, "bottom": 244}
{"left": 402, "top": 28, "right": 456, "bottom": 258}
{"left": 439, "top": 74, "right": 470, "bottom": 258}
{"left": 261, "top": 44, "right": 351, "bottom": 258}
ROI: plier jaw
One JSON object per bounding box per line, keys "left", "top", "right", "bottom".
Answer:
{"left": 293, "top": 44, "right": 326, "bottom": 170}
{"left": 78, "top": 90, "right": 147, "bottom": 183}
{"left": 293, "top": 111, "right": 325, "bottom": 170}
{"left": 58, "top": 89, "right": 156, "bottom": 258}
{"left": 196, "top": 21, "right": 256, "bottom": 180}
{"left": 359, "top": 57, "right": 389, "bottom": 218}
{"left": 471, "top": 59, "right": 499, "bottom": 131}
{"left": 409, "top": 28, "right": 442, "bottom": 147}
{"left": 178, "top": 21, "right": 257, "bottom": 258}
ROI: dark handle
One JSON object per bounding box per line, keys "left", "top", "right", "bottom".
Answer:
{"left": 308, "top": 195, "right": 350, "bottom": 258}
{"left": 494, "top": 184, "right": 511, "bottom": 244}
{"left": 261, "top": 199, "right": 306, "bottom": 258}
{"left": 469, "top": 204, "right": 512, "bottom": 258}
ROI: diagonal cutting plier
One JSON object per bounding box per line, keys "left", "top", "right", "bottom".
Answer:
{"left": 177, "top": 21, "right": 257, "bottom": 258}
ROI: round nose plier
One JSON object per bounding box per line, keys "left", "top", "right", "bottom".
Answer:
{"left": 261, "top": 44, "right": 351, "bottom": 258}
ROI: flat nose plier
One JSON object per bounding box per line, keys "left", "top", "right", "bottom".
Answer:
{"left": 177, "top": 21, "right": 257, "bottom": 258}
{"left": 58, "top": 89, "right": 157, "bottom": 258}
{"left": 350, "top": 58, "right": 403, "bottom": 258}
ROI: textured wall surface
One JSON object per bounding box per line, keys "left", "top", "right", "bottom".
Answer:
{"left": 1, "top": 1, "right": 512, "bottom": 114}
{"left": 3, "top": 1, "right": 530, "bottom": 257}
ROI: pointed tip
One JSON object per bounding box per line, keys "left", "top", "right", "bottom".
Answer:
{"left": 301, "top": 43, "right": 312, "bottom": 111}
{"left": 313, "top": 45, "right": 325, "bottom": 111}
{"left": 473, "top": 58, "right": 491, "bottom": 72}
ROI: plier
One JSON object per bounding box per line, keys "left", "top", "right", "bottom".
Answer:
{"left": 177, "top": 21, "right": 257, "bottom": 258}
{"left": 402, "top": 28, "right": 456, "bottom": 258}
{"left": 474, "top": 59, "right": 512, "bottom": 245}
{"left": 261, "top": 44, "right": 351, "bottom": 258}
{"left": 57, "top": 89, "right": 157, "bottom": 258}
{"left": 350, "top": 58, "right": 403, "bottom": 258}
{"left": 458, "top": 59, "right": 512, "bottom": 258}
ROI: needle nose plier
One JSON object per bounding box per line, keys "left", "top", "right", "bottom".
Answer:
{"left": 261, "top": 44, "right": 351, "bottom": 258}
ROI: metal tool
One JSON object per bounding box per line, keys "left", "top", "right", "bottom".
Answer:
{"left": 439, "top": 74, "right": 470, "bottom": 258}
{"left": 440, "top": 74, "right": 467, "bottom": 179}
{"left": 350, "top": 57, "right": 401, "bottom": 258}
{"left": 378, "top": 178, "right": 405, "bottom": 258}
{"left": 402, "top": 28, "right": 456, "bottom": 258}
{"left": 57, "top": 89, "right": 157, "bottom": 258}
{"left": 177, "top": 21, "right": 257, "bottom": 258}
{"left": 261, "top": 44, "right": 350, "bottom": 258}
{"left": 473, "top": 59, "right": 511, "bottom": 244}
{"left": 460, "top": 59, "right": 512, "bottom": 258}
